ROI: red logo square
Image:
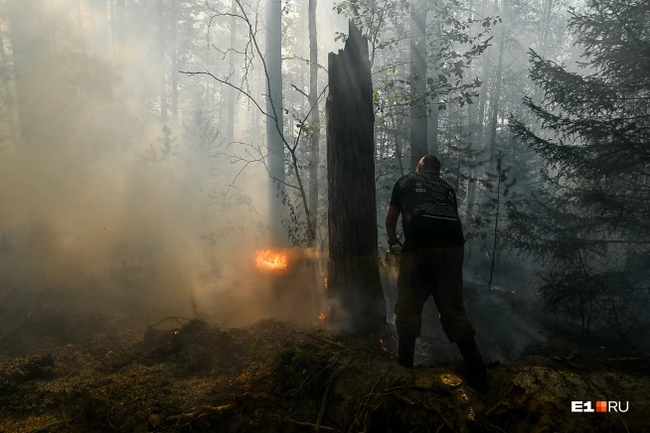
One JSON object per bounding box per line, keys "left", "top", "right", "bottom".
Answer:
{"left": 596, "top": 401, "right": 608, "bottom": 412}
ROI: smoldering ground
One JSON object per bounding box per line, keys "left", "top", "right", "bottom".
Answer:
{"left": 0, "top": 0, "right": 298, "bottom": 334}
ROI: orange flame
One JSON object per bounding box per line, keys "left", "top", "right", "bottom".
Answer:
{"left": 318, "top": 306, "right": 331, "bottom": 323}
{"left": 320, "top": 271, "right": 328, "bottom": 290}
{"left": 255, "top": 249, "right": 288, "bottom": 271}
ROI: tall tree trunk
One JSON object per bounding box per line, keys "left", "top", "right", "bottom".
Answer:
{"left": 0, "top": 14, "right": 19, "bottom": 138}
{"left": 487, "top": 159, "right": 502, "bottom": 291}
{"left": 464, "top": 0, "right": 475, "bottom": 221}
{"left": 390, "top": 113, "right": 405, "bottom": 176}
{"left": 427, "top": 102, "right": 439, "bottom": 154}
{"left": 250, "top": 59, "right": 262, "bottom": 148}
{"left": 307, "top": 0, "right": 320, "bottom": 245}
{"left": 0, "top": 15, "right": 12, "bottom": 107}
{"left": 326, "top": 22, "right": 386, "bottom": 335}
{"left": 158, "top": 0, "right": 168, "bottom": 124}
{"left": 409, "top": 0, "right": 427, "bottom": 170}
{"left": 487, "top": 0, "right": 507, "bottom": 168}
{"left": 266, "top": 0, "right": 286, "bottom": 246}
{"left": 466, "top": 0, "right": 476, "bottom": 219}
{"left": 533, "top": 0, "right": 554, "bottom": 102}
{"left": 170, "top": 0, "right": 178, "bottom": 121}
{"left": 541, "top": 0, "right": 553, "bottom": 57}
{"left": 6, "top": 0, "right": 55, "bottom": 145}
{"left": 77, "top": 0, "right": 90, "bottom": 95}
{"left": 466, "top": 18, "right": 490, "bottom": 221}
{"left": 227, "top": 0, "right": 236, "bottom": 145}
{"left": 427, "top": 11, "right": 440, "bottom": 155}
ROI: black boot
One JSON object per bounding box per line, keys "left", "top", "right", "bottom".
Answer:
{"left": 397, "top": 335, "right": 416, "bottom": 368}
{"left": 457, "top": 337, "right": 488, "bottom": 393}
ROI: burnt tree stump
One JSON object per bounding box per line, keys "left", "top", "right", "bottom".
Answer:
{"left": 326, "top": 22, "right": 386, "bottom": 335}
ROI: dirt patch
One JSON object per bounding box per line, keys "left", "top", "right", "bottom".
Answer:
{"left": 1, "top": 313, "right": 649, "bottom": 433}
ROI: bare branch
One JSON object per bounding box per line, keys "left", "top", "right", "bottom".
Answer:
{"left": 291, "top": 84, "right": 309, "bottom": 100}
{"left": 292, "top": 85, "right": 328, "bottom": 153}
{"left": 179, "top": 70, "right": 270, "bottom": 120}
{"left": 282, "top": 54, "right": 328, "bottom": 73}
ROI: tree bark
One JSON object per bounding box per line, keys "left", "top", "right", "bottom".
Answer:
{"left": 326, "top": 22, "right": 386, "bottom": 335}
{"left": 266, "top": 0, "right": 286, "bottom": 246}
{"left": 409, "top": 0, "right": 427, "bottom": 170}
{"left": 307, "top": 0, "right": 320, "bottom": 245}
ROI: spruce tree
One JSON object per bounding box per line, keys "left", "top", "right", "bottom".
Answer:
{"left": 509, "top": 0, "right": 650, "bottom": 344}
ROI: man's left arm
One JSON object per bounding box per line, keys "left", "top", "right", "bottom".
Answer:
{"left": 386, "top": 181, "right": 402, "bottom": 246}
{"left": 386, "top": 205, "right": 401, "bottom": 246}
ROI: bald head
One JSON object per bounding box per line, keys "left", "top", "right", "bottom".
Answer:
{"left": 416, "top": 154, "right": 441, "bottom": 174}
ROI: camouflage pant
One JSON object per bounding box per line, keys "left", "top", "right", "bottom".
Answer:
{"left": 395, "top": 247, "right": 475, "bottom": 342}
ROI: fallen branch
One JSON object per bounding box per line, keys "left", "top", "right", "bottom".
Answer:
{"left": 393, "top": 393, "right": 458, "bottom": 433}
{"left": 348, "top": 376, "right": 383, "bottom": 433}
{"left": 617, "top": 411, "right": 630, "bottom": 433}
{"left": 30, "top": 421, "right": 64, "bottom": 432}
{"left": 316, "top": 356, "right": 352, "bottom": 430}
{"left": 275, "top": 416, "right": 335, "bottom": 431}
{"left": 291, "top": 356, "right": 340, "bottom": 397}
{"left": 296, "top": 331, "right": 352, "bottom": 352}
{"left": 148, "top": 316, "right": 192, "bottom": 330}
{"left": 475, "top": 415, "right": 507, "bottom": 433}
{"left": 166, "top": 403, "right": 234, "bottom": 424}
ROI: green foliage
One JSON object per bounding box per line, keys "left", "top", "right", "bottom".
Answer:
{"left": 334, "top": 0, "right": 496, "bottom": 116}
{"left": 277, "top": 346, "right": 328, "bottom": 393}
{"left": 469, "top": 153, "right": 518, "bottom": 273}
{"left": 509, "top": 0, "right": 650, "bottom": 342}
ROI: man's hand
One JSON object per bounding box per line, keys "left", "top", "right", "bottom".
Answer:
{"left": 388, "top": 235, "right": 402, "bottom": 247}
{"left": 389, "top": 240, "right": 402, "bottom": 255}
{"left": 388, "top": 234, "right": 403, "bottom": 255}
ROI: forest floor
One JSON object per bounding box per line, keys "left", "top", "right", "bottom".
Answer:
{"left": 1, "top": 309, "right": 650, "bottom": 433}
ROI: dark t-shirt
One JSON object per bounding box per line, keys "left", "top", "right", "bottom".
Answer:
{"left": 390, "top": 172, "right": 464, "bottom": 250}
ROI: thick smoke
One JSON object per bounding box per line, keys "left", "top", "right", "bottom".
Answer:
{"left": 0, "top": 0, "right": 280, "bottom": 328}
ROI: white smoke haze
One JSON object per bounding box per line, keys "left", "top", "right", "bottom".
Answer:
{"left": 0, "top": 0, "right": 293, "bottom": 328}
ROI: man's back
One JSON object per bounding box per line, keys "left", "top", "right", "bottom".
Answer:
{"left": 390, "top": 172, "right": 464, "bottom": 251}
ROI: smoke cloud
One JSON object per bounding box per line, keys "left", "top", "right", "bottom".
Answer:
{"left": 0, "top": 0, "right": 283, "bottom": 329}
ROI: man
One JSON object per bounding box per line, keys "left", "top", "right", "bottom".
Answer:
{"left": 385, "top": 154, "right": 488, "bottom": 392}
